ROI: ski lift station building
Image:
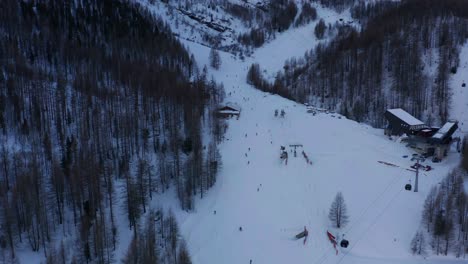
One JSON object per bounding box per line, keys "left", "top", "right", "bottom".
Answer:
{"left": 406, "top": 120, "right": 459, "bottom": 160}
{"left": 384, "top": 108, "right": 428, "bottom": 136}
{"left": 384, "top": 108, "right": 459, "bottom": 160}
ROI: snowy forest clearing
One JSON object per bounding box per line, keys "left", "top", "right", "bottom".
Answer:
{"left": 168, "top": 35, "right": 468, "bottom": 263}
{"left": 450, "top": 43, "right": 468, "bottom": 140}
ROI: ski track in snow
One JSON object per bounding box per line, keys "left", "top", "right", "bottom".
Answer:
{"left": 450, "top": 42, "right": 468, "bottom": 139}
{"left": 172, "top": 34, "right": 467, "bottom": 264}
{"left": 14, "top": 4, "right": 467, "bottom": 264}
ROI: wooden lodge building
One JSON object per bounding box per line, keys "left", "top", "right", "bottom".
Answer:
{"left": 216, "top": 105, "right": 240, "bottom": 119}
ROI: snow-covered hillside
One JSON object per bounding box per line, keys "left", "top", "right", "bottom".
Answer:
{"left": 138, "top": 0, "right": 355, "bottom": 58}
{"left": 132, "top": 2, "right": 468, "bottom": 264}
{"left": 7, "top": 1, "right": 468, "bottom": 263}
{"left": 450, "top": 42, "right": 468, "bottom": 138}
{"left": 168, "top": 34, "right": 466, "bottom": 263}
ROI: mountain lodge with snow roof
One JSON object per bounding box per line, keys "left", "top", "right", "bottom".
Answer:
{"left": 384, "top": 108, "right": 428, "bottom": 136}
{"left": 384, "top": 108, "right": 460, "bottom": 160}
{"left": 217, "top": 105, "right": 240, "bottom": 118}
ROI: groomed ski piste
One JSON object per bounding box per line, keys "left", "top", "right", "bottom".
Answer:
{"left": 166, "top": 37, "right": 468, "bottom": 264}
{"left": 154, "top": 2, "right": 468, "bottom": 261}
{"left": 147, "top": 2, "right": 468, "bottom": 263}
{"left": 8, "top": 2, "right": 468, "bottom": 263}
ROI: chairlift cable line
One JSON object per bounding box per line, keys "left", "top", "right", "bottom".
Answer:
{"left": 314, "top": 170, "right": 405, "bottom": 264}
{"left": 315, "top": 173, "right": 403, "bottom": 264}
{"left": 341, "top": 170, "right": 404, "bottom": 234}
{"left": 336, "top": 188, "right": 405, "bottom": 264}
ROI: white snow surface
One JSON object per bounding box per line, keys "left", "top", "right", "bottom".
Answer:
{"left": 150, "top": 3, "right": 467, "bottom": 263}
{"left": 250, "top": 5, "right": 352, "bottom": 81}
{"left": 13, "top": 4, "right": 468, "bottom": 264}
{"left": 449, "top": 41, "right": 468, "bottom": 138}
{"left": 169, "top": 38, "right": 467, "bottom": 264}
{"left": 137, "top": 0, "right": 355, "bottom": 65}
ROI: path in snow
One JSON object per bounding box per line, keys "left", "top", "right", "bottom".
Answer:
{"left": 176, "top": 36, "right": 466, "bottom": 264}
{"left": 450, "top": 42, "right": 468, "bottom": 138}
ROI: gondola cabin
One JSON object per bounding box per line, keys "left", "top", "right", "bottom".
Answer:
{"left": 340, "top": 239, "right": 349, "bottom": 248}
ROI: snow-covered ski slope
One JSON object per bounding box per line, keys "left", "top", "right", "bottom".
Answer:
{"left": 140, "top": 0, "right": 353, "bottom": 64}
{"left": 450, "top": 42, "right": 468, "bottom": 139}
{"left": 148, "top": 3, "right": 466, "bottom": 263}
{"left": 174, "top": 39, "right": 466, "bottom": 264}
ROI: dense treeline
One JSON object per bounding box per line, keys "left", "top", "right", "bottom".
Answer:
{"left": 0, "top": 0, "right": 224, "bottom": 262}
{"left": 230, "top": 0, "right": 298, "bottom": 48}
{"left": 413, "top": 138, "right": 468, "bottom": 257}
{"left": 155, "top": 0, "right": 297, "bottom": 51}
{"left": 462, "top": 137, "right": 468, "bottom": 171}
{"left": 247, "top": 63, "right": 292, "bottom": 100}
{"left": 294, "top": 2, "right": 318, "bottom": 28}
{"left": 157, "top": 0, "right": 316, "bottom": 52}
{"left": 122, "top": 210, "right": 192, "bottom": 264}
{"left": 415, "top": 169, "right": 467, "bottom": 257}
{"left": 274, "top": 0, "right": 468, "bottom": 127}
{"left": 312, "top": 0, "right": 358, "bottom": 12}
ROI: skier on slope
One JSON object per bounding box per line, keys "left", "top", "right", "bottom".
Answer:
{"left": 302, "top": 226, "right": 308, "bottom": 245}
{"left": 295, "top": 226, "right": 309, "bottom": 244}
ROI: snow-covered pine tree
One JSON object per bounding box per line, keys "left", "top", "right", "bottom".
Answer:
{"left": 328, "top": 192, "right": 349, "bottom": 228}
{"left": 314, "top": 19, "right": 326, "bottom": 39}
{"left": 461, "top": 137, "right": 468, "bottom": 172}
{"left": 178, "top": 240, "right": 192, "bottom": 264}
{"left": 209, "top": 48, "right": 221, "bottom": 70}
{"left": 410, "top": 231, "right": 426, "bottom": 255}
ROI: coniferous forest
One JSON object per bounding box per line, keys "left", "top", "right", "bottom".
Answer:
{"left": 272, "top": 0, "right": 468, "bottom": 127}
{"left": 1, "top": 0, "right": 468, "bottom": 263}
{"left": 416, "top": 169, "right": 467, "bottom": 257}
{"left": 0, "top": 0, "right": 224, "bottom": 263}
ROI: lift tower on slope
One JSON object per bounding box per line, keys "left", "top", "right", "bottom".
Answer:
{"left": 412, "top": 154, "right": 425, "bottom": 192}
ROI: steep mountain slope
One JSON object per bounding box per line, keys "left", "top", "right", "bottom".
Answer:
{"left": 6, "top": 0, "right": 467, "bottom": 263}
{"left": 274, "top": 0, "right": 468, "bottom": 127}
{"left": 450, "top": 43, "right": 468, "bottom": 135}
{"left": 140, "top": 0, "right": 354, "bottom": 56}
{"left": 137, "top": 1, "right": 468, "bottom": 263}
{"left": 172, "top": 35, "right": 466, "bottom": 264}
{"left": 0, "top": 0, "right": 223, "bottom": 263}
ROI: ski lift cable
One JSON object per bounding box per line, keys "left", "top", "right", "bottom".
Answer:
{"left": 342, "top": 169, "right": 405, "bottom": 237}
{"left": 314, "top": 171, "right": 405, "bottom": 264}
{"left": 315, "top": 174, "right": 403, "bottom": 264}
{"left": 337, "top": 187, "right": 405, "bottom": 264}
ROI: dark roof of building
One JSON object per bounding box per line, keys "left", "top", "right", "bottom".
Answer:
{"left": 432, "top": 121, "right": 458, "bottom": 140}
{"left": 386, "top": 108, "right": 425, "bottom": 126}
{"left": 218, "top": 106, "right": 239, "bottom": 112}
